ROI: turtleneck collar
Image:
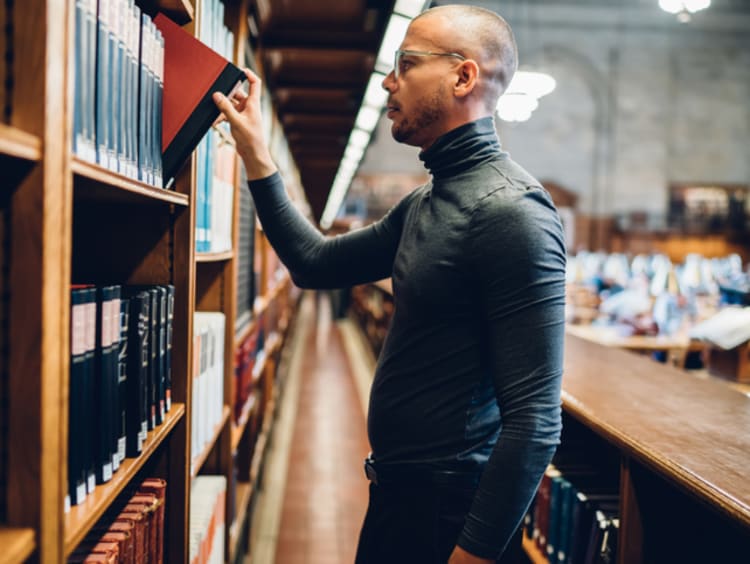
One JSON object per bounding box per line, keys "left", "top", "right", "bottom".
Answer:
{"left": 418, "top": 117, "right": 502, "bottom": 179}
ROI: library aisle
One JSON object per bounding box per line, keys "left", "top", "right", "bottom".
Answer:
{"left": 247, "top": 292, "right": 374, "bottom": 564}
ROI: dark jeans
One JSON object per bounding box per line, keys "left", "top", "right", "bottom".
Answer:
{"left": 355, "top": 482, "right": 522, "bottom": 564}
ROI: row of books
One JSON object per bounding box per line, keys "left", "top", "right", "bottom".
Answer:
{"left": 195, "top": 127, "right": 235, "bottom": 253}
{"left": 235, "top": 163, "right": 259, "bottom": 332}
{"left": 67, "top": 284, "right": 174, "bottom": 509}
{"left": 195, "top": 0, "right": 236, "bottom": 253}
{"left": 72, "top": 0, "right": 164, "bottom": 186}
{"left": 190, "top": 475, "right": 227, "bottom": 564}
{"left": 191, "top": 312, "right": 226, "bottom": 472}
{"left": 233, "top": 318, "right": 264, "bottom": 423}
{"left": 526, "top": 463, "right": 619, "bottom": 564}
{"left": 68, "top": 477, "right": 167, "bottom": 564}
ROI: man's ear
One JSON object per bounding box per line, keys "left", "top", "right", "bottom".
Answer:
{"left": 454, "top": 60, "right": 479, "bottom": 99}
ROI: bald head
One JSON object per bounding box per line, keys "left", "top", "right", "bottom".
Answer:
{"left": 413, "top": 5, "right": 518, "bottom": 112}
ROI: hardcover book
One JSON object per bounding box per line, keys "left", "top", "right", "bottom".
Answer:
{"left": 153, "top": 13, "right": 245, "bottom": 188}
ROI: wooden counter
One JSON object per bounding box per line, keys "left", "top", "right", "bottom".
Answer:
{"left": 562, "top": 334, "right": 750, "bottom": 562}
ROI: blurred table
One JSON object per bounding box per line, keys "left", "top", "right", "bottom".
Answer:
{"left": 565, "top": 323, "right": 704, "bottom": 367}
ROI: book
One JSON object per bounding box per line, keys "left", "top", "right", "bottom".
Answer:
{"left": 94, "top": 285, "right": 119, "bottom": 484}
{"left": 164, "top": 285, "right": 175, "bottom": 412}
{"left": 69, "top": 288, "right": 90, "bottom": 507}
{"left": 123, "top": 289, "right": 150, "bottom": 456}
{"left": 153, "top": 12, "right": 245, "bottom": 188}
{"left": 139, "top": 478, "right": 167, "bottom": 564}
{"left": 689, "top": 306, "right": 750, "bottom": 350}
{"left": 116, "top": 297, "right": 129, "bottom": 467}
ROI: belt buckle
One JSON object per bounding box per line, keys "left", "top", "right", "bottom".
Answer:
{"left": 364, "top": 456, "right": 378, "bottom": 485}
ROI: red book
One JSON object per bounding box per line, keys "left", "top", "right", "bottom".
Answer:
{"left": 153, "top": 13, "right": 245, "bottom": 187}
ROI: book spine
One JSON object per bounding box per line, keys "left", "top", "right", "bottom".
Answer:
{"left": 84, "top": 288, "right": 98, "bottom": 495}
{"left": 106, "top": 0, "right": 117, "bottom": 171}
{"left": 156, "top": 286, "right": 166, "bottom": 425}
{"left": 137, "top": 13, "right": 148, "bottom": 184}
{"left": 117, "top": 297, "right": 129, "bottom": 466}
{"left": 94, "top": 286, "right": 115, "bottom": 484}
{"left": 165, "top": 285, "right": 174, "bottom": 412}
{"left": 110, "top": 286, "right": 121, "bottom": 472}
{"left": 69, "top": 289, "right": 88, "bottom": 507}
{"left": 147, "top": 288, "right": 158, "bottom": 430}
{"left": 95, "top": 0, "right": 110, "bottom": 168}
{"left": 155, "top": 28, "right": 164, "bottom": 188}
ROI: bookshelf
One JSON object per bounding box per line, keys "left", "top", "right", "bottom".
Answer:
{"left": 0, "top": 0, "right": 302, "bottom": 562}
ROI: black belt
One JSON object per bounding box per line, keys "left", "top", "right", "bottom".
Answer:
{"left": 364, "top": 454, "right": 481, "bottom": 488}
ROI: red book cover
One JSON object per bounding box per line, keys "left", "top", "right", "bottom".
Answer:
{"left": 153, "top": 13, "right": 245, "bottom": 187}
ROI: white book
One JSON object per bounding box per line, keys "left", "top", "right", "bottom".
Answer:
{"left": 689, "top": 307, "right": 750, "bottom": 350}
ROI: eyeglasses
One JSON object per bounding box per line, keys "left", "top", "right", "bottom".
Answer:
{"left": 393, "top": 49, "right": 466, "bottom": 79}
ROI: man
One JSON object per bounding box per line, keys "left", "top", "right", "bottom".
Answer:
{"left": 214, "top": 5, "right": 565, "bottom": 563}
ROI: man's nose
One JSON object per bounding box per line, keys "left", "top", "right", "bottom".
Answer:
{"left": 382, "top": 70, "right": 396, "bottom": 92}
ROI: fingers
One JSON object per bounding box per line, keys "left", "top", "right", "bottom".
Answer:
{"left": 212, "top": 92, "right": 241, "bottom": 125}
{"left": 242, "top": 67, "right": 263, "bottom": 104}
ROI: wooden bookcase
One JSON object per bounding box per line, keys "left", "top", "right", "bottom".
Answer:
{"left": 0, "top": 1, "right": 302, "bottom": 563}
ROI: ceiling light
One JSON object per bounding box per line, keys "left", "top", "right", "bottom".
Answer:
{"left": 659, "top": 0, "right": 711, "bottom": 22}
{"left": 355, "top": 105, "right": 381, "bottom": 132}
{"left": 496, "top": 70, "right": 555, "bottom": 123}
{"left": 376, "top": 14, "right": 410, "bottom": 72}
{"left": 348, "top": 129, "right": 371, "bottom": 150}
{"left": 364, "top": 72, "right": 388, "bottom": 107}
{"left": 393, "top": 0, "right": 425, "bottom": 18}
{"left": 345, "top": 145, "right": 365, "bottom": 161}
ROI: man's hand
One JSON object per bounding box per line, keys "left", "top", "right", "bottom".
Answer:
{"left": 212, "top": 68, "right": 277, "bottom": 181}
{"left": 448, "top": 545, "right": 494, "bottom": 564}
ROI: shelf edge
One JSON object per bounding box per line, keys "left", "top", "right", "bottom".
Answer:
{"left": 228, "top": 481, "right": 253, "bottom": 563}
{"left": 64, "top": 403, "right": 186, "bottom": 555}
{"left": 0, "top": 528, "right": 36, "bottom": 564}
{"left": 72, "top": 158, "right": 190, "bottom": 206}
{"left": 0, "top": 124, "right": 42, "bottom": 162}
{"left": 231, "top": 394, "right": 258, "bottom": 453}
{"left": 191, "top": 405, "right": 231, "bottom": 478}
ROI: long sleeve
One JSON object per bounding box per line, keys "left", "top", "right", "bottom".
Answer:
{"left": 248, "top": 172, "right": 412, "bottom": 289}
{"left": 456, "top": 187, "right": 566, "bottom": 558}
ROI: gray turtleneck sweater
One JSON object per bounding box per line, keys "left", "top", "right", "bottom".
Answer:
{"left": 248, "top": 117, "right": 566, "bottom": 559}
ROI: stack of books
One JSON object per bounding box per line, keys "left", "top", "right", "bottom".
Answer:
{"left": 67, "top": 284, "right": 174, "bottom": 510}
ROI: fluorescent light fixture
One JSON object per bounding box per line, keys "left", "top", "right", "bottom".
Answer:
{"left": 659, "top": 0, "right": 711, "bottom": 16}
{"left": 345, "top": 144, "right": 365, "bottom": 161}
{"left": 320, "top": 4, "right": 429, "bottom": 228}
{"left": 355, "top": 105, "right": 381, "bottom": 132}
{"left": 376, "top": 14, "right": 410, "bottom": 71}
{"left": 364, "top": 72, "right": 388, "bottom": 108}
{"left": 394, "top": 0, "right": 425, "bottom": 18}
{"left": 349, "top": 129, "right": 371, "bottom": 149}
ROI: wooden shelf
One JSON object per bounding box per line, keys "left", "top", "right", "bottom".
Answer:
{"left": 0, "top": 123, "right": 41, "bottom": 162}
{"left": 265, "top": 332, "right": 281, "bottom": 356}
{"left": 228, "top": 481, "right": 253, "bottom": 563}
{"left": 72, "top": 157, "right": 190, "bottom": 206}
{"left": 234, "top": 315, "right": 258, "bottom": 348}
{"left": 191, "top": 405, "right": 231, "bottom": 478}
{"left": 196, "top": 250, "right": 234, "bottom": 263}
{"left": 64, "top": 403, "right": 185, "bottom": 555}
{"left": 231, "top": 394, "right": 258, "bottom": 453}
{"left": 0, "top": 528, "right": 35, "bottom": 564}
{"left": 521, "top": 532, "right": 547, "bottom": 564}
{"left": 252, "top": 349, "right": 268, "bottom": 386}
